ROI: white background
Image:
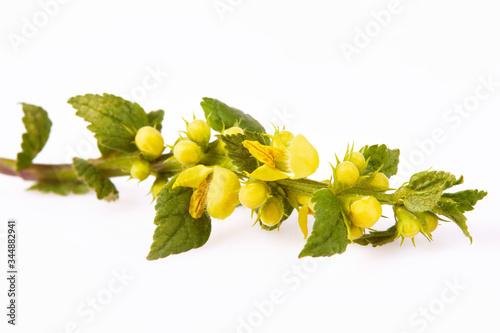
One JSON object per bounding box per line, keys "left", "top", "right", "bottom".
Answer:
{"left": 1, "top": 1, "right": 499, "bottom": 332}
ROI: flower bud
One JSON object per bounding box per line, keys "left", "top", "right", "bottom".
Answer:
{"left": 279, "top": 131, "right": 294, "bottom": 147}
{"left": 349, "top": 225, "right": 363, "bottom": 240}
{"left": 415, "top": 211, "right": 439, "bottom": 233}
{"left": 130, "top": 159, "right": 152, "bottom": 181}
{"left": 369, "top": 173, "right": 390, "bottom": 191}
{"left": 348, "top": 152, "right": 365, "bottom": 171}
{"left": 395, "top": 206, "right": 421, "bottom": 238}
{"left": 260, "top": 197, "right": 284, "bottom": 227}
{"left": 349, "top": 196, "right": 382, "bottom": 228}
{"left": 135, "top": 126, "right": 165, "bottom": 160}
{"left": 151, "top": 176, "right": 169, "bottom": 199}
{"left": 187, "top": 119, "right": 211, "bottom": 145}
{"left": 223, "top": 127, "right": 244, "bottom": 135}
{"left": 239, "top": 182, "right": 268, "bottom": 209}
{"left": 272, "top": 130, "right": 294, "bottom": 148}
{"left": 336, "top": 161, "right": 359, "bottom": 187}
{"left": 173, "top": 140, "right": 202, "bottom": 165}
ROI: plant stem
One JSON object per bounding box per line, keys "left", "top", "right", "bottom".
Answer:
{"left": 0, "top": 153, "right": 175, "bottom": 183}
{"left": 341, "top": 189, "right": 395, "bottom": 204}
{"left": 276, "top": 178, "right": 329, "bottom": 195}
{"left": 276, "top": 178, "right": 396, "bottom": 204}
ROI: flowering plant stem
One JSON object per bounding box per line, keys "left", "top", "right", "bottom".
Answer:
{"left": 0, "top": 95, "right": 487, "bottom": 260}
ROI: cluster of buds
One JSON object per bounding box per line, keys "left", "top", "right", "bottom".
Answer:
{"left": 394, "top": 207, "right": 439, "bottom": 241}
{"left": 165, "top": 122, "right": 321, "bottom": 234}
{"left": 172, "top": 119, "right": 212, "bottom": 165}
{"left": 129, "top": 126, "right": 166, "bottom": 182}
{"left": 169, "top": 120, "right": 243, "bottom": 220}
{"left": 333, "top": 150, "right": 388, "bottom": 240}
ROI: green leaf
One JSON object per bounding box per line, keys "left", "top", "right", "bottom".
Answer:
{"left": 394, "top": 171, "right": 460, "bottom": 213}
{"left": 299, "top": 189, "right": 348, "bottom": 258}
{"left": 434, "top": 189, "right": 487, "bottom": 242}
{"left": 220, "top": 130, "right": 268, "bottom": 173}
{"left": 395, "top": 188, "right": 442, "bottom": 212}
{"left": 16, "top": 103, "right": 52, "bottom": 171}
{"left": 434, "top": 198, "right": 472, "bottom": 242}
{"left": 407, "top": 171, "right": 460, "bottom": 192}
{"left": 441, "top": 190, "right": 487, "bottom": 212}
{"left": 28, "top": 181, "right": 89, "bottom": 196}
{"left": 147, "top": 176, "right": 211, "bottom": 260}
{"left": 360, "top": 144, "right": 400, "bottom": 178}
{"left": 97, "top": 142, "right": 116, "bottom": 156}
{"left": 147, "top": 110, "right": 165, "bottom": 132}
{"left": 200, "top": 98, "right": 266, "bottom": 134}
{"left": 72, "top": 157, "right": 119, "bottom": 201}
{"left": 68, "top": 94, "right": 149, "bottom": 153}
{"left": 354, "top": 225, "right": 399, "bottom": 247}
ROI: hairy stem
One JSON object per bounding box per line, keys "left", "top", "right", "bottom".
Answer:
{"left": 276, "top": 178, "right": 396, "bottom": 204}
{"left": 276, "top": 178, "right": 329, "bottom": 195}
{"left": 0, "top": 153, "right": 176, "bottom": 183}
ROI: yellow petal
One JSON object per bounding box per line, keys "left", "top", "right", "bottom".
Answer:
{"left": 298, "top": 205, "right": 309, "bottom": 239}
{"left": 172, "top": 165, "right": 213, "bottom": 189}
{"left": 296, "top": 195, "right": 312, "bottom": 207}
{"left": 248, "top": 165, "right": 290, "bottom": 181}
{"left": 288, "top": 134, "right": 319, "bottom": 179}
{"left": 242, "top": 140, "right": 286, "bottom": 168}
{"left": 206, "top": 166, "right": 241, "bottom": 220}
{"left": 189, "top": 179, "right": 209, "bottom": 219}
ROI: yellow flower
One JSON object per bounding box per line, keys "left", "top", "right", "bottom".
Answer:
{"left": 242, "top": 133, "right": 319, "bottom": 181}
{"left": 173, "top": 165, "right": 240, "bottom": 220}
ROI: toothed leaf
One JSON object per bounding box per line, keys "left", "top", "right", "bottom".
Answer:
{"left": 147, "top": 176, "right": 211, "bottom": 260}
{"left": 28, "top": 181, "right": 89, "bottom": 196}
{"left": 73, "top": 157, "right": 118, "bottom": 201}
{"left": 441, "top": 190, "right": 487, "bottom": 212}
{"left": 360, "top": 144, "right": 399, "bottom": 178}
{"left": 220, "top": 130, "right": 267, "bottom": 173}
{"left": 299, "top": 189, "right": 348, "bottom": 258}
{"left": 147, "top": 110, "right": 165, "bottom": 132}
{"left": 201, "top": 98, "right": 266, "bottom": 134}
{"left": 16, "top": 103, "right": 52, "bottom": 170}
{"left": 68, "top": 94, "right": 149, "bottom": 153}
{"left": 354, "top": 225, "right": 399, "bottom": 247}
